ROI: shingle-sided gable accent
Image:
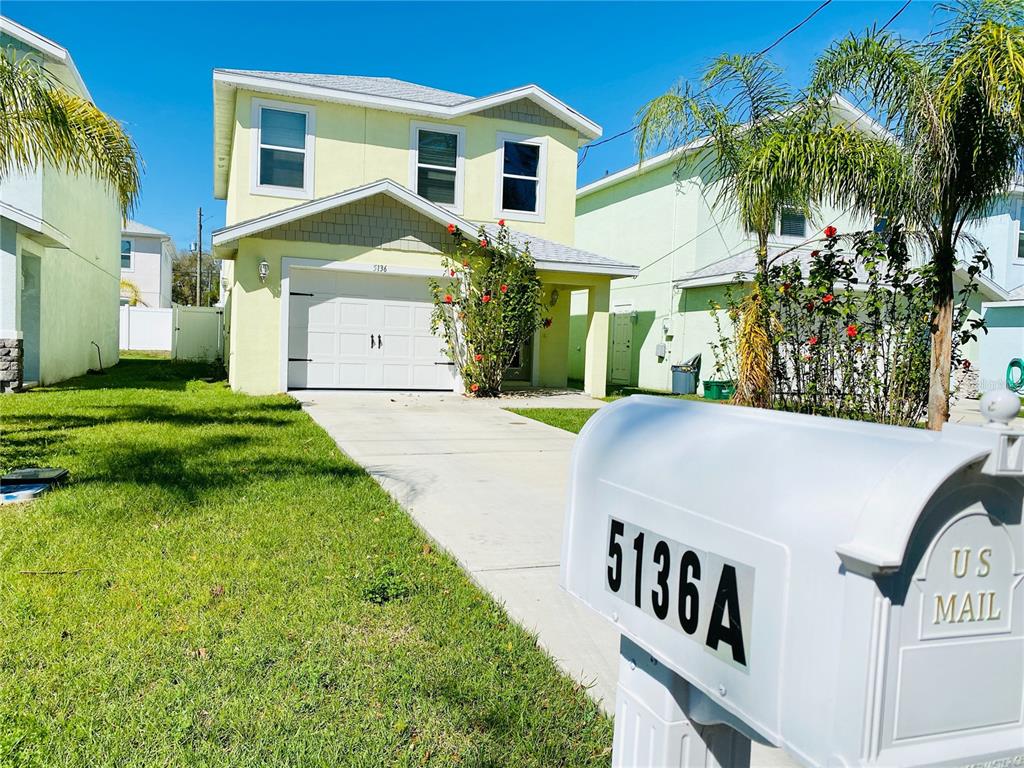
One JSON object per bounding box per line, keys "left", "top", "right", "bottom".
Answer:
{"left": 475, "top": 98, "right": 574, "bottom": 132}
{"left": 255, "top": 193, "right": 445, "bottom": 254}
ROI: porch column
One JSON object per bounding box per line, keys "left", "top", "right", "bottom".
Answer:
{"left": 0, "top": 218, "right": 22, "bottom": 392}
{"left": 584, "top": 279, "right": 610, "bottom": 398}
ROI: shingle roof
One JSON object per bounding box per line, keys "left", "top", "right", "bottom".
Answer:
{"left": 123, "top": 220, "right": 170, "bottom": 238}
{"left": 481, "top": 224, "right": 636, "bottom": 273}
{"left": 218, "top": 70, "right": 474, "bottom": 107}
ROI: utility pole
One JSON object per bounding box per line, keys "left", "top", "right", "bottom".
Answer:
{"left": 196, "top": 207, "right": 203, "bottom": 306}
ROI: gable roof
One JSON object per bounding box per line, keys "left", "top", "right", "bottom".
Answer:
{"left": 122, "top": 220, "right": 170, "bottom": 239}
{"left": 577, "top": 95, "right": 889, "bottom": 199}
{"left": 212, "top": 179, "right": 637, "bottom": 277}
{"left": 213, "top": 69, "right": 600, "bottom": 198}
{"left": 0, "top": 15, "right": 90, "bottom": 101}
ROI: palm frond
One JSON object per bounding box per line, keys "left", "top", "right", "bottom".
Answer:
{"left": 0, "top": 47, "right": 140, "bottom": 214}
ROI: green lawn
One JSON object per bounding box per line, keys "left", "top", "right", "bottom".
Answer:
{"left": 1, "top": 359, "right": 611, "bottom": 767}
{"left": 510, "top": 387, "right": 718, "bottom": 435}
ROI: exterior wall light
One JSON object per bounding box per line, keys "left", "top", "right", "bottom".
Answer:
{"left": 549, "top": 288, "right": 560, "bottom": 306}
{"left": 258, "top": 260, "right": 270, "bottom": 283}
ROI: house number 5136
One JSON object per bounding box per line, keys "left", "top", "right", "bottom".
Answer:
{"left": 372, "top": 264, "right": 388, "bottom": 273}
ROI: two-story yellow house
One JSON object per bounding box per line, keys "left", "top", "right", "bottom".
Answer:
{"left": 211, "top": 69, "right": 637, "bottom": 397}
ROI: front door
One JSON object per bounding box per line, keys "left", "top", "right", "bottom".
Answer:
{"left": 20, "top": 252, "right": 41, "bottom": 384}
{"left": 287, "top": 269, "right": 454, "bottom": 390}
{"left": 610, "top": 311, "right": 633, "bottom": 385}
{"left": 504, "top": 334, "right": 534, "bottom": 383}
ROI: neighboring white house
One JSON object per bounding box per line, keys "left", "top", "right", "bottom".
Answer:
{"left": 120, "top": 221, "right": 173, "bottom": 307}
{"left": 963, "top": 182, "right": 1024, "bottom": 295}
{"left": 572, "top": 100, "right": 1014, "bottom": 393}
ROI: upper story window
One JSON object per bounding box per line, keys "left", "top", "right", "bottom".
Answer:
{"left": 778, "top": 208, "right": 807, "bottom": 238}
{"left": 496, "top": 133, "right": 546, "bottom": 222}
{"left": 251, "top": 98, "right": 315, "bottom": 199}
{"left": 411, "top": 123, "right": 464, "bottom": 212}
{"left": 1018, "top": 226, "right": 1024, "bottom": 260}
{"left": 120, "top": 239, "right": 132, "bottom": 270}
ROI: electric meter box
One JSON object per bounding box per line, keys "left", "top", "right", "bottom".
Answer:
{"left": 561, "top": 396, "right": 1024, "bottom": 768}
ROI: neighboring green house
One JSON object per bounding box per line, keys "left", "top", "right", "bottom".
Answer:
{"left": 211, "top": 70, "right": 637, "bottom": 397}
{"left": 0, "top": 16, "right": 123, "bottom": 391}
{"left": 572, "top": 98, "right": 1009, "bottom": 393}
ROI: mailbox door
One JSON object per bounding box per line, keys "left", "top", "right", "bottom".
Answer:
{"left": 871, "top": 462, "right": 1023, "bottom": 767}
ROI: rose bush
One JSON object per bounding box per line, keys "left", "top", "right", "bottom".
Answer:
{"left": 430, "top": 222, "right": 544, "bottom": 396}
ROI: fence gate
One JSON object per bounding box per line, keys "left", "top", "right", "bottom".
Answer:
{"left": 171, "top": 305, "right": 223, "bottom": 362}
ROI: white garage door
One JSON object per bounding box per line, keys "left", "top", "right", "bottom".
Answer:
{"left": 287, "top": 268, "right": 455, "bottom": 390}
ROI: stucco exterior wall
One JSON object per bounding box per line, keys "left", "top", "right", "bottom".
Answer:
{"left": 223, "top": 90, "right": 580, "bottom": 245}
{"left": 962, "top": 192, "right": 1024, "bottom": 293}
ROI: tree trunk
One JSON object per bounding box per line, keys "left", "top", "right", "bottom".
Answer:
{"left": 927, "top": 248, "right": 955, "bottom": 430}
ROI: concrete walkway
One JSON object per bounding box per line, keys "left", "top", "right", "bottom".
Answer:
{"left": 297, "top": 389, "right": 799, "bottom": 767}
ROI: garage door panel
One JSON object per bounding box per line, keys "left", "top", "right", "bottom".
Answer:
{"left": 287, "top": 269, "right": 454, "bottom": 391}
{"left": 339, "top": 302, "right": 369, "bottom": 327}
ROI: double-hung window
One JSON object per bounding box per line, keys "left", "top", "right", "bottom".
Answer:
{"left": 496, "top": 133, "right": 546, "bottom": 221}
{"left": 252, "top": 99, "right": 315, "bottom": 198}
{"left": 778, "top": 207, "right": 807, "bottom": 238}
{"left": 120, "top": 239, "right": 132, "bottom": 270}
{"left": 411, "top": 123, "right": 464, "bottom": 211}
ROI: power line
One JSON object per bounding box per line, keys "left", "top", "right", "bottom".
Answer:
{"left": 880, "top": 0, "right": 913, "bottom": 31}
{"left": 577, "top": 0, "right": 835, "bottom": 168}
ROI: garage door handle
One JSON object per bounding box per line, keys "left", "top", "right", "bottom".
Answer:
{"left": 289, "top": 357, "right": 312, "bottom": 362}
{"left": 377, "top": 334, "right": 382, "bottom": 349}
{"left": 370, "top": 334, "right": 375, "bottom": 349}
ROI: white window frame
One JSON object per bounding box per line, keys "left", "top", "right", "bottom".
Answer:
{"left": 409, "top": 122, "right": 465, "bottom": 214}
{"left": 494, "top": 131, "right": 547, "bottom": 223}
{"left": 120, "top": 237, "right": 134, "bottom": 272}
{"left": 250, "top": 97, "right": 316, "bottom": 200}
{"left": 1017, "top": 225, "right": 1024, "bottom": 261}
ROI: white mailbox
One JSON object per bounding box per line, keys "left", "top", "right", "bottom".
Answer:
{"left": 562, "top": 395, "right": 1024, "bottom": 768}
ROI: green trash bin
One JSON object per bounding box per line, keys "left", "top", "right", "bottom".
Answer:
{"left": 702, "top": 380, "right": 736, "bottom": 400}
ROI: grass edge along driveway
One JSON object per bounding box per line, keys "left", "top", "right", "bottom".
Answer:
{"left": 1, "top": 358, "right": 611, "bottom": 767}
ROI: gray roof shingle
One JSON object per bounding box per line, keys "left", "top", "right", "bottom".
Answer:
{"left": 123, "top": 220, "right": 169, "bottom": 238}
{"left": 481, "top": 224, "right": 636, "bottom": 273}
{"left": 219, "top": 70, "right": 474, "bottom": 107}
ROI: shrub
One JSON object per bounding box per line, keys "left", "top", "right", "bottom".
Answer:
{"left": 430, "top": 223, "right": 544, "bottom": 396}
{"left": 712, "top": 229, "right": 987, "bottom": 425}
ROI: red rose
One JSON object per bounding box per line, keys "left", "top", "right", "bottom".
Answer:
{"left": 824, "top": 225, "right": 837, "bottom": 238}
{"left": 474, "top": 353, "right": 483, "bottom": 362}
{"left": 803, "top": 354, "right": 812, "bottom": 362}
{"left": 500, "top": 284, "right": 508, "bottom": 293}
{"left": 846, "top": 324, "right": 858, "bottom": 338}
{"left": 482, "top": 294, "right": 491, "bottom": 303}
{"left": 542, "top": 317, "right": 552, "bottom": 328}
{"left": 805, "top": 301, "right": 815, "bottom": 311}
{"left": 808, "top": 335, "right": 818, "bottom": 346}
{"left": 810, "top": 250, "right": 820, "bottom": 258}
{"left": 444, "top": 294, "right": 453, "bottom": 304}
{"left": 447, "top": 223, "right": 456, "bottom": 234}
{"left": 479, "top": 239, "right": 488, "bottom": 248}
{"left": 962, "top": 359, "right": 972, "bottom": 370}
{"left": 450, "top": 269, "right": 456, "bottom": 277}
{"left": 470, "top": 383, "right": 479, "bottom": 393}
{"left": 822, "top": 293, "right": 834, "bottom": 304}
{"left": 498, "top": 219, "right": 505, "bottom": 227}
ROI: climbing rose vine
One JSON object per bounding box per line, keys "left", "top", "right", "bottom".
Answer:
{"left": 430, "top": 222, "right": 544, "bottom": 396}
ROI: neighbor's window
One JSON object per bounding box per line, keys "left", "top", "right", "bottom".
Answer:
{"left": 1018, "top": 229, "right": 1024, "bottom": 260}
{"left": 778, "top": 208, "right": 806, "bottom": 237}
{"left": 120, "top": 239, "right": 132, "bottom": 269}
{"left": 873, "top": 216, "right": 889, "bottom": 234}
{"left": 414, "top": 126, "right": 462, "bottom": 208}
{"left": 253, "top": 100, "right": 314, "bottom": 196}
{"left": 498, "top": 135, "right": 545, "bottom": 217}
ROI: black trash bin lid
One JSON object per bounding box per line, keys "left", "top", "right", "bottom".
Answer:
{"left": 1, "top": 467, "right": 69, "bottom": 487}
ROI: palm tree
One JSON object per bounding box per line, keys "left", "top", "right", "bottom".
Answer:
{"left": 0, "top": 44, "right": 140, "bottom": 214}
{"left": 803, "top": 0, "right": 1024, "bottom": 429}
{"left": 638, "top": 54, "right": 813, "bottom": 407}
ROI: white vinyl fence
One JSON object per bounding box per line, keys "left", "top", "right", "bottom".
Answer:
{"left": 120, "top": 305, "right": 172, "bottom": 351}
{"left": 120, "top": 304, "right": 224, "bottom": 362}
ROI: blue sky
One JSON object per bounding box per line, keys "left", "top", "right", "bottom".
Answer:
{"left": 6, "top": 1, "right": 937, "bottom": 248}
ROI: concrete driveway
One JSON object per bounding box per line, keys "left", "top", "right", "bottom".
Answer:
{"left": 296, "top": 388, "right": 799, "bottom": 767}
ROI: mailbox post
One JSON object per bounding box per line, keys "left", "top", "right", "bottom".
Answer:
{"left": 562, "top": 392, "right": 1024, "bottom": 768}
